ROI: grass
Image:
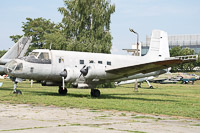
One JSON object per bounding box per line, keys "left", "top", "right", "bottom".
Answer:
{"left": 0, "top": 79, "right": 200, "bottom": 119}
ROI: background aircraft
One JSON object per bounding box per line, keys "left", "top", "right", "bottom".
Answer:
{"left": 115, "top": 76, "right": 155, "bottom": 88}
{"left": 152, "top": 72, "right": 200, "bottom": 84}
{"left": 0, "top": 36, "right": 32, "bottom": 75}
{"left": 4, "top": 30, "right": 197, "bottom": 97}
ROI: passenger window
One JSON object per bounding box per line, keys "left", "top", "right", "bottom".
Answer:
{"left": 89, "top": 60, "right": 94, "bottom": 63}
{"left": 38, "top": 52, "right": 49, "bottom": 60}
{"left": 80, "top": 60, "right": 84, "bottom": 64}
{"left": 107, "top": 61, "right": 111, "bottom": 65}
{"left": 98, "top": 61, "right": 103, "bottom": 64}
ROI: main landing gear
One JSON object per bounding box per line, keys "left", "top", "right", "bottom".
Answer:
{"left": 58, "top": 86, "right": 68, "bottom": 95}
{"left": 146, "top": 80, "right": 153, "bottom": 89}
{"left": 91, "top": 89, "right": 100, "bottom": 97}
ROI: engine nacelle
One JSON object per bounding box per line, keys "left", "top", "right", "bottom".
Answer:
{"left": 64, "top": 67, "right": 80, "bottom": 82}
{"left": 84, "top": 65, "right": 107, "bottom": 79}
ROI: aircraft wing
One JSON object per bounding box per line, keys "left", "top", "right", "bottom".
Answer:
{"left": 106, "top": 55, "right": 197, "bottom": 77}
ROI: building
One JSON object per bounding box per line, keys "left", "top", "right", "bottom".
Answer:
{"left": 142, "top": 34, "right": 200, "bottom": 55}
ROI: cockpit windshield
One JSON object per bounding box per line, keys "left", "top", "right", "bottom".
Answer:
{"left": 25, "top": 52, "right": 51, "bottom": 64}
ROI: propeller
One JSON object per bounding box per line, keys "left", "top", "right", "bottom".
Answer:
{"left": 79, "top": 65, "right": 89, "bottom": 78}
{"left": 60, "top": 69, "right": 67, "bottom": 90}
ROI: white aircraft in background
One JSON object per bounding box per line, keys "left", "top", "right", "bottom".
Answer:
{"left": 4, "top": 30, "right": 197, "bottom": 97}
{"left": 115, "top": 76, "right": 155, "bottom": 88}
{"left": 0, "top": 36, "right": 32, "bottom": 75}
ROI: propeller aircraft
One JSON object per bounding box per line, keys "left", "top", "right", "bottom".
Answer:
{"left": 4, "top": 30, "right": 197, "bottom": 97}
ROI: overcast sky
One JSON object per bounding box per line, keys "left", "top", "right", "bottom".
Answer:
{"left": 0, "top": 0, "right": 200, "bottom": 54}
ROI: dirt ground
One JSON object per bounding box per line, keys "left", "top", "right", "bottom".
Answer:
{"left": 0, "top": 104, "right": 199, "bottom": 133}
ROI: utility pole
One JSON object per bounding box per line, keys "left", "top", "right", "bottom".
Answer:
{"left": 122, "top": 28, "right": 140, "bottom": 92}
{"left": 123, "top": 28, "right": 140, "bottom": 56}
{"left": 129, "top": 28, "right": 140, "bottom": 56}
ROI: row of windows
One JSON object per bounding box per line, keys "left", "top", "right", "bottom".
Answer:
{"left": 80, "top": 60, "right": 111, "bottom": 65}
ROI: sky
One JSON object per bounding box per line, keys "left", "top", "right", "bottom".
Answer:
{"left": 0, "top": 0, "right": 200, "bottom": 55}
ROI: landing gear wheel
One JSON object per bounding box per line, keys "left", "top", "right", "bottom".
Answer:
{"left": 13, "top": 90, "right": 22, "bottom": 95}
{"left": 58, "top": 87, "right": 68, "bottom": 95}
{"left": 91, "top": 89, "right": 100, "bottom": 97}
{"left": 138, "top": 85, "right": 141, "bottom": 88}
{"left": 149, "top": 86, "right": 153, "bottom": 89}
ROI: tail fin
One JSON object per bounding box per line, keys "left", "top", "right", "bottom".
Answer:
{"left": 0, "top": 36, "right": 32, "bottom": 64}
{"left": 2, "top": 36, "right": 32, "bottom": 59}
{"left": 146, "top": 30, "right": 170, "bottom": 60}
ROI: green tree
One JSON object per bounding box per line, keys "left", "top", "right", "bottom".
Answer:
{"left": 10, "top": 35, "right": 22, "bottom": 43}
{"left": 170, "top": 46, "right": 182, "bottom": 57}
{"left": 0, "top": 50, "right": 7, "bottom": 58}
{"left": 10, "top": 17, "right": 60, "bottom": 52}
{"left": 43, "top": 30, "right": 67, "bottom": 50}
{"left": 9, "top": 0, "right": 115, "bottom": 54}
{"left": 58, "top": 0, "right": 115, "bottom": 53}
{"left": 22, "top": 18, "right": 58, "bottom": 48}
{"left": 170, "top": 46, "right": 196, "bottom": 72}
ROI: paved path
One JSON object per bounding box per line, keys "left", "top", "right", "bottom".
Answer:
{"left": 0, "top": 104, "right": 199, "bottom": 133}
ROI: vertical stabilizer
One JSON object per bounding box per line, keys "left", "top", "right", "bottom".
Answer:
{"left": 146, "top": 30, "right": 170, "bottom": 60}
{"left": 1, "top": 36, "right": 32, "bottom": 60}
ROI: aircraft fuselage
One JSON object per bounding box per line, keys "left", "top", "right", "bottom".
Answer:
{"left": 5, "top": 49, "right": 165, "bottom": 86}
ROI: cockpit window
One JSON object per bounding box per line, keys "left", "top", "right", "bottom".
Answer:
{"left": 15, "top": 63, "right": 23, "bottom": 71}
{"left": 29, "top": 52, "right": 39, "bottom": 58}
{"left": 38, "top": 52, "right": 49, "bottom": 60}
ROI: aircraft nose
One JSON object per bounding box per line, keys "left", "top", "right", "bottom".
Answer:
{"left": 4, "top": 60, "right": 18, "bottom": 75}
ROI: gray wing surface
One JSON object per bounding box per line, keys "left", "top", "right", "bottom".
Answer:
{"left": 106, "top": 56, "right": 196, "bottom": 77}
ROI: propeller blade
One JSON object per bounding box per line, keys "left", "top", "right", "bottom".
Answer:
{"left": 80, "top": 65, "right": 89, "bottom": 77}
{"left": 60, "top": 69, "right": 67, "bottom": 78}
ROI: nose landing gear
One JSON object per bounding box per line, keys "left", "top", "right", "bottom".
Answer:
{"left": 11, "top": 77, "right": 22, "bottom": 95}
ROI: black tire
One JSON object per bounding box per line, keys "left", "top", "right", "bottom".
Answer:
{"left": 91, "top": 89, "right": 100, "bottom": 97}
{"left": 58, "top": 87, "right": 68, "bottom": 95}
{"left": 149, "top": 86, "right": 153, "bottom": 89}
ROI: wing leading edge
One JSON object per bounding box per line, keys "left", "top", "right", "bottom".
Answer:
{"left": 106, "top": 55, "right": 197, "bottom": 77}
